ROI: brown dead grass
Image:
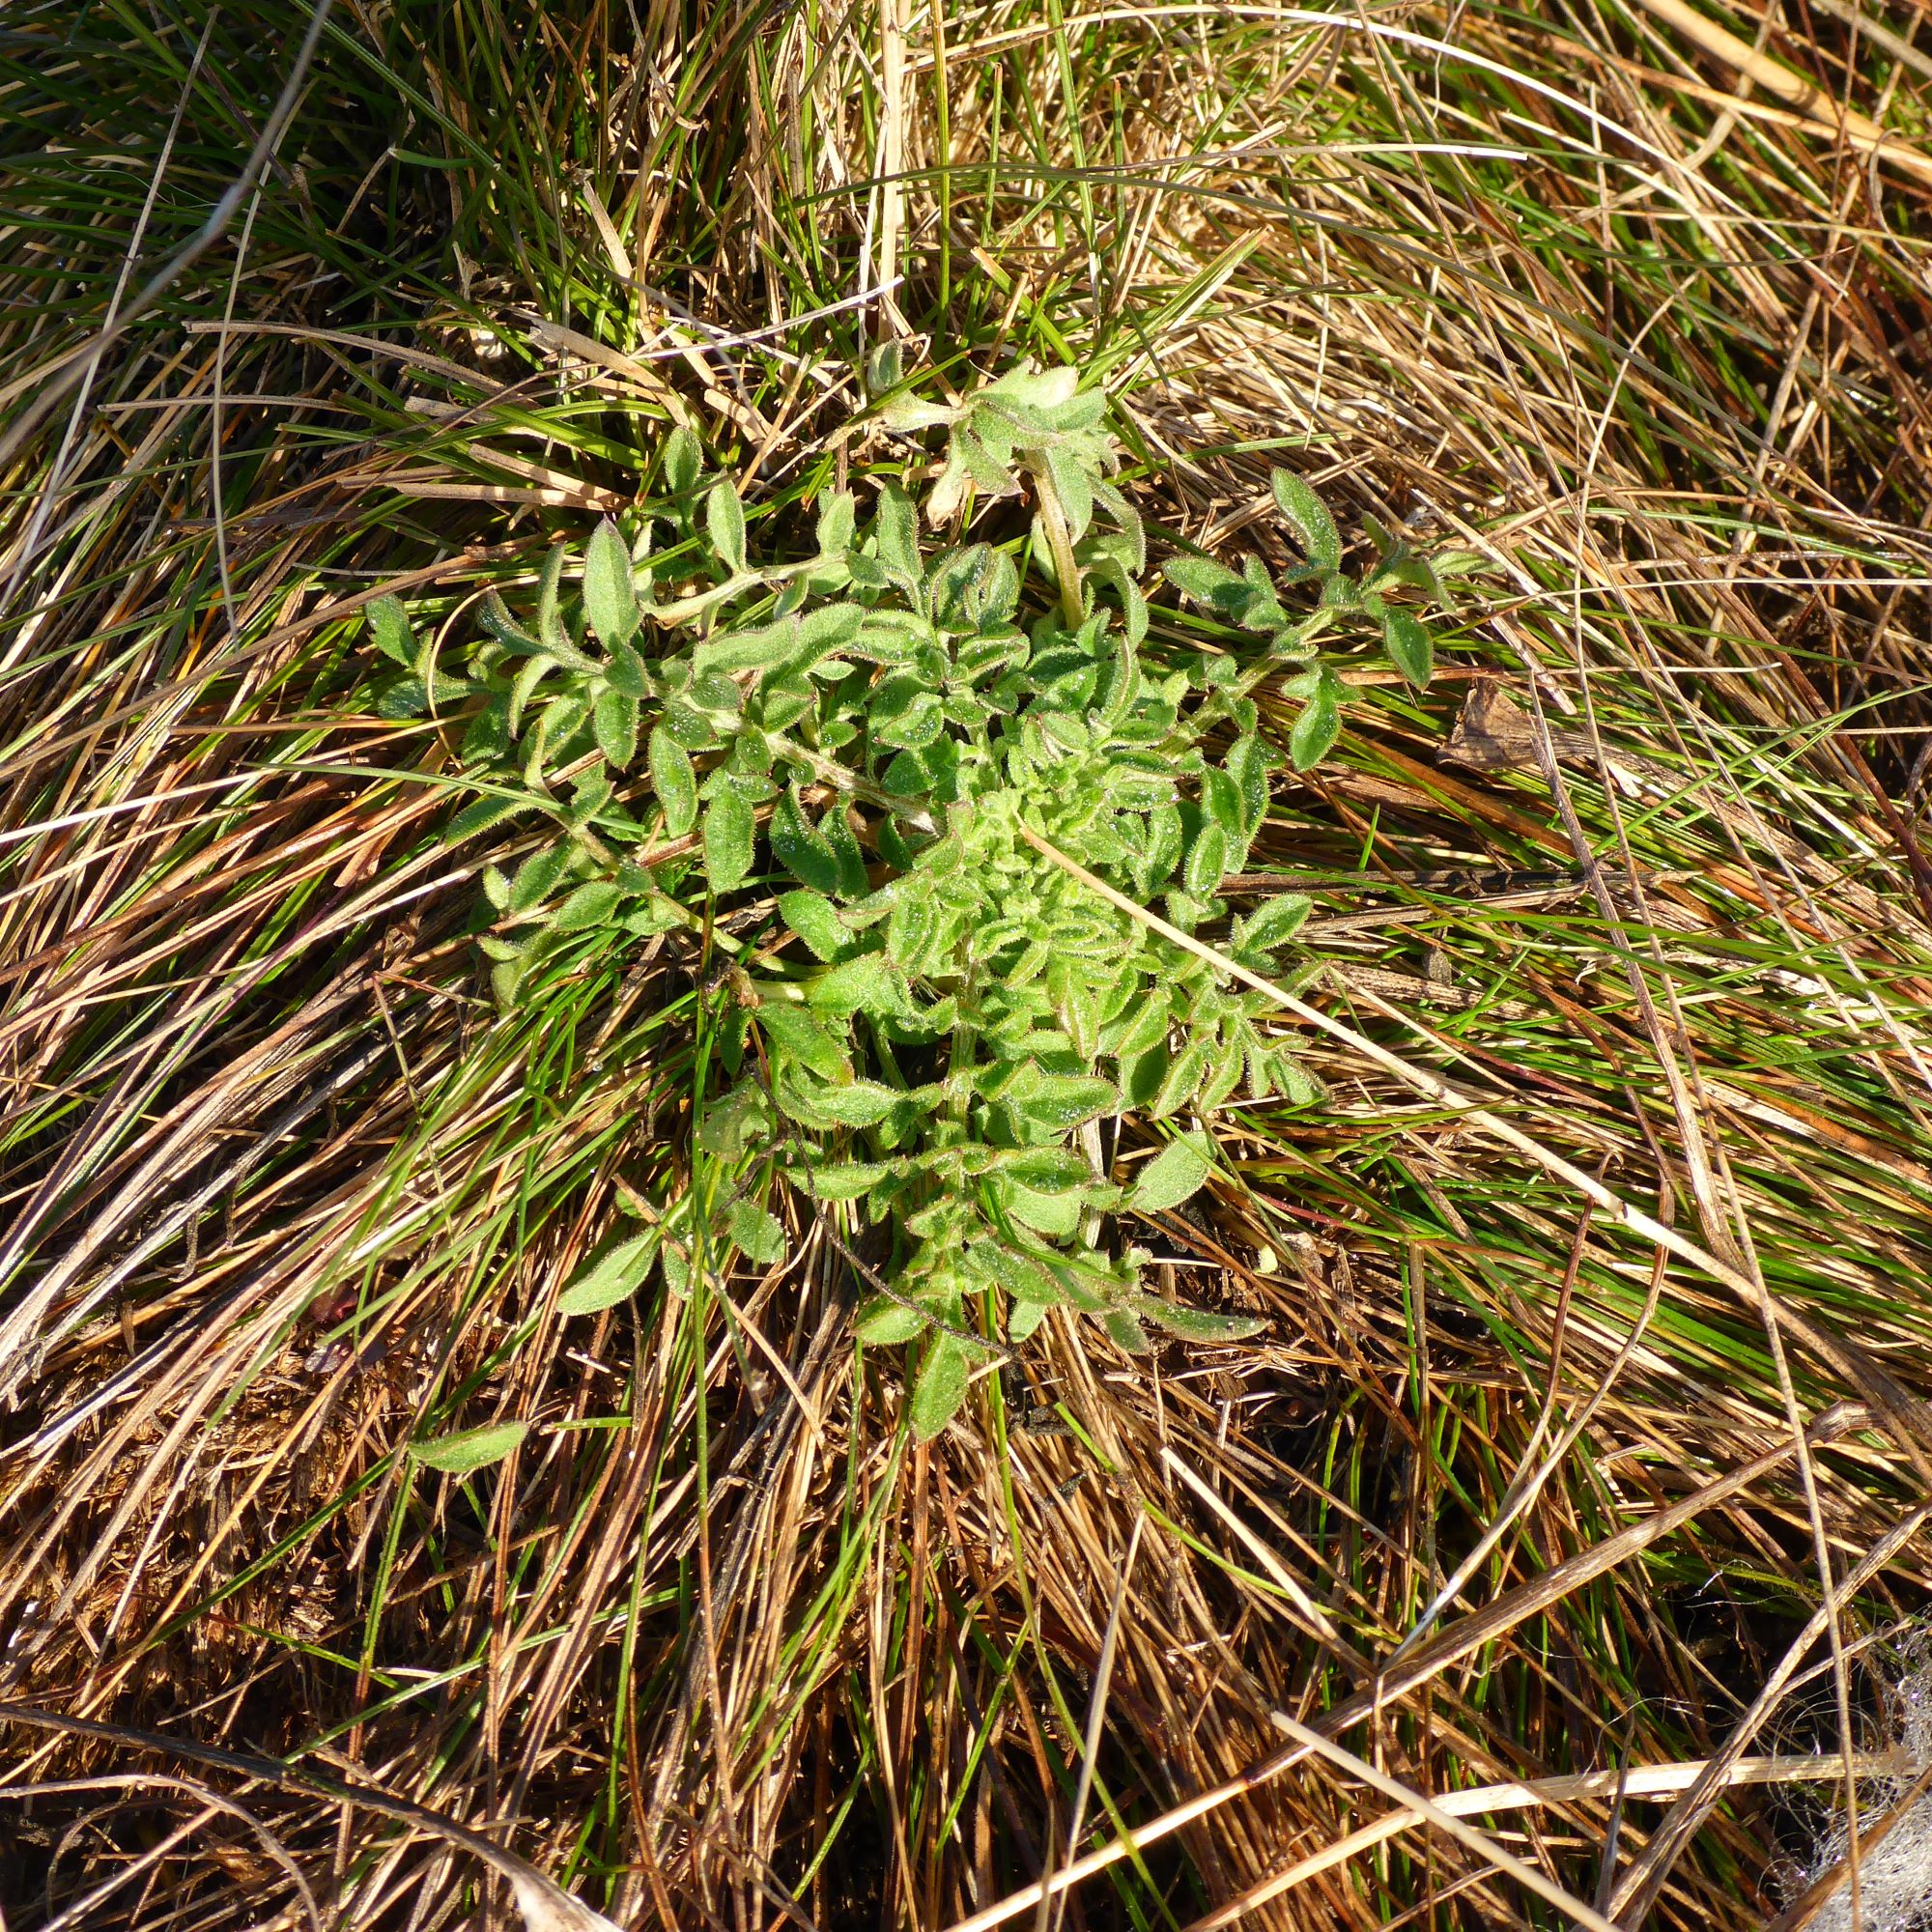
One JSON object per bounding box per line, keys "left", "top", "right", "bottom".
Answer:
{"left": 5, "top": 0, "right": 1932, "bottom": 1928}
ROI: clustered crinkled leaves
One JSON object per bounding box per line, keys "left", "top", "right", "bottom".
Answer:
{"left": 368, "top": 363, "right": 1450, "bottom": 1436}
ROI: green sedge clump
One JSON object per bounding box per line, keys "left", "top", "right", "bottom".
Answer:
{"left": 367, "top": 361, "right": 1451, "bottom": 1437}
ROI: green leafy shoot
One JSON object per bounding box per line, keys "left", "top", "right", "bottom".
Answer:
{"left": 380, "top": 361, "right": 1454, "bottom": 1438}
{"left": 412, "top": 1421, "right": 529, "bottom": 1474}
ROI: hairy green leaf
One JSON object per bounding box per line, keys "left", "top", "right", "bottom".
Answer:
{"left": 873, "top": 482, "right": 923, "bottom": 592}
{"left": 375, "top": 673, "right": 451, "bottom": 719}
{"left": 413, "top": 1422, "right": 527, "bottom": 1474}
{"left": 1289, "top": 673, "right": 1342, "bottom": 771}
{"left": 1374, "top": 549, "right": 1450, "bottom": 605}
{"left": 728, "top": 1198, "right": 787, "bottom": 1265}
{"left": 1164, "top": 554, "right": 1246, "bottom": 609}
{"left": 996, "top": 1146, "right": 1096, "bottom": 1192}
{"left": 999, "top": 1180, "right": 1084, "bottom": 1238}
{"left": 706, "top": 478, "right": 748, "bottom": 575}
{"left": 1382, "top": 607, "right": 1435, "bottom": 688}
{"left": 1138, "top": 1297, "right": 1265, "bottom": 1342}
{"left": 535, "top": 540, "right": 571, "bottom": 661}
{"left": 509, "top": 844, "right": 570, "bottom": 914}
{"left": 1199, "top": 1030, "right": 1248, "bottom": 1112}
{"left": 1044, "top": 445, "right": 1094, "bottom": 541}
{"left": 559, "top": 1232, "right": 661, "bottom": 1315}
{"left": 648, "top": 725, "right": 697, "bottom": 838}
{"left": 703, "top": 786, "right": 755, "bottom": 894}
{"left": 1200, "top": 767, "right": 1244, "bottom": 844}
{"left": 857, "top": 1297, "right": 929, "bottom": 1345}
{"left": 550, "top": 880, "right": 623, "bottom": 931}
{"left": 1235, "top": 895, "right": 1310, "bottom": 953}
{"left": 565, "top": 771, "right": 612, "bottom": 826}
{"left": 1008, "top": 1300, "right": 1048, "bottom": 1341}
{"left": 1270, "top": 469, "right": 1343, "bottom": 575}
{"left": 809, "top": 952, "right": 906, "bottom": 1017}
{"left": 1009, "top": 1074, "right": 1119, "bottom": 1134}
{"left": 607, "top": 639, "right": 648, "bottom": 697}
{"left": 816, "top": 490, "right": 857, "bottom": 555}
{"left": 793, "top": 1160, "right": 892, "bottom": 1201}
{"left": 662, "top": 425, "right": 702, "bottom": 496}
{"left": 583, "top": 519, "right": 640, "bottom": 648}
{"left": 366, "top": 593, "right": 415, "bottom": 666}
{"left": 1226, "top": 735, "right": 1272, "bottom": 834}
{"left": 910, "top": 1334, "right": 975, "bottom": 1437}
{"left": 1184, "top": 821, "right": 1229, "bottom": 897}
{"left": 694, "top": 620, "right": 796, "bottom": 679}
{"left": 971, "top": 1240, "right": 1062, "bottom": 1307}
{"left": 805, "top": 1078, "right": 905, "bottom": 1126}
{"left": 698, "top": 1082, "right": 772, "bottom": 1160}
{"left": 445, "top": 794, "right": 540, "bottom": 844}
{"left": 593, "top": 687, "right": 639, "bottom": 769}
{"left": 771, "top": 788, "right": 841, "bottom": 894}
{"left": 781, "top": 890, "right": 856, "bottom": 962}
{"left": 1129, "top": 1132, "right": 1214, "bottom": 1213}
{"left": 886, "top": 888, "right": 939, "bottom": 974}
{"left": 757, "top": 1003, "right": 853, "bottom": 1082}
{"left": 1151, "top": 1040, "right": 1209, "bottom": 1121}
{"left": 818, "top": 803, "right": 871, "bottom": 897}
{"left": 1092, "top": 475, "right": 1145, "bottom": 569}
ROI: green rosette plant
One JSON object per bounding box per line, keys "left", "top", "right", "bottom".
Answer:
{"left": 368, "top": 362, "right": 1452, "bottom": 1436}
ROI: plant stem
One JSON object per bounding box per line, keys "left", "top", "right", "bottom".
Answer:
{"left": 766, "top": 731, "right": 938, "bottom": 834}
{"left": 1032, "top": 465, "right": 1086, "bottom": 628}
{"left": 646, "top": 556, "right": 816, "bottom": 629}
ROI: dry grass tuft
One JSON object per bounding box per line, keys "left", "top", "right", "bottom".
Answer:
{"left": 4, "top": 0, "right": 1932, "bottom": 1927}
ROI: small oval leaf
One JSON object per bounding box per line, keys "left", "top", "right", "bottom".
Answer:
{"left": 1138, "top": 1297, "right": 1266, "bottom": 1344}
{"left": 1269, "top": 469, "right": 1342, "bottom": 575}
{"left": 549, "top": 880, "right": 623, "bottom": 932}
{"left": 757, "top": 1003, "right": 853, "bottom": 1082}
{"left": 649, "top": 725, "right": 698, "bottom": 838}
{"left": 706, "top": 478, "right": 748, "bottom": 575}
{"left": 857, "top": 1296, "right": 929, "bottom": 1344}
{"left": 559, "top": 1232, "right": 661, "bottom": 1314}
{"left": 792, "top": 1160, "right": 892, "bottom": 1201}
{"left": 1235, "top": 894, "right": 1310, "bottom": 954}
{"left": 1183, "top": 820, "right": 1229, "bottom": 897}
{"left": 1289, "top": 681, "right": 1342, "bottom": 771}
{"left": 703, "top": 786, "right": 756, "bottom": 894}
{"left": 771, "top": 788, "right": 841, "bottom": 894}
{"left": 806, "top": 1078, "right": 905, "bottom": 1127}
{"left": 366, "top": 593, "right": 416, "bottom": 665}
{"left": 593, "top": 687, "right": 640, "bottom": 769}
{"left": 1381, "top": 607, "right": 1435, "bottom": 689}
{"left": 413, "top": 1421, "right": 528, "bottom": 1473}
{"left": 582, "top": 519, "right": 640, "bottom": 649}
{"left": 1129, "top": 1132, "right": 1214, "bottom": 1214}
{"left": 728, "top": 1198, "right": 787, "bottom": 1265}
{"left": 910, "top": 1334, "right": 975, "bottom": 1437}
